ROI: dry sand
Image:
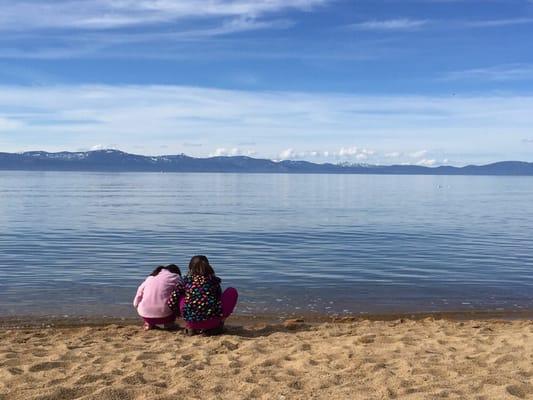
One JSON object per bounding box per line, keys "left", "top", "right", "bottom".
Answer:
{"left": 1, "top": 318, "right": 532, "bottom": 400}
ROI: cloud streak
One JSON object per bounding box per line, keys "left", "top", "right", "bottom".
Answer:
{"left": 0, "top": 84, "right": 532, "bottom": 164}
{"left": 0, "top": 1, "right": 327, "bottom": 60}
{"left": 0, "top": 0, "right": 327, "bottom": 31}
{"left": 464, "top": 18, "right": 533, "bottom": 28}
{"left": 348, "top": 18, "right": 429, "bottom": 31}
{"left": 211, "top": 147, "right": 257, "bottom": 157}
{"left": 444, "top": 64, "right": 533, "bottom": 82}
{"left": 347, "top": 17, "right": 533, "bottom": 34}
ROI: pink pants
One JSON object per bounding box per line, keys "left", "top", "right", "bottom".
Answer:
{"left": 180, "top": 287, "right": 238, "bottom": 330}
{"left": 142, "top": 314, "right": 176, "bottom": 326}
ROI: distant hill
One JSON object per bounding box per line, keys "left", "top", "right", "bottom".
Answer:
{"left": 0, "top": 150, "right": 532, "bottom": 175}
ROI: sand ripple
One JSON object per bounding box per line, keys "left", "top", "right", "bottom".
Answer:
{"left": 0, "top": 319, "right": 532, "bottom": 399}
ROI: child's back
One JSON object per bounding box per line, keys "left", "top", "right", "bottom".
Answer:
{"left": 134, "top": 268, "right": 182, "bottom": 319}
{"left": 180, "top": 274, "right": 223, "bottom": 322}
{"left": 168, "top": 255, "right": 238, "bottom": 334}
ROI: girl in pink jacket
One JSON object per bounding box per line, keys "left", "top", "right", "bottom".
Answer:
{"left": 133, "top": 264, "right": 182, "bottom": 330}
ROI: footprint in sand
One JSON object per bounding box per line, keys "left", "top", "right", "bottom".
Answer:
{"left": 7, "top": 367, "right": 24, "bottom": 375}
{"left": 494, "top": 354, "right": 517, "bottom": 365}
{"left": 32, "top": 387, "right": 91, "bottom": 400}
{"left": 296, "top": 343, "right": 311, "bottom": 351}
{"left": 121, "top": 372, "right": 147, "bottom": 385}
{"left": 259, "top": 358, "right": 277, "bottom": 368}
{"left": 75, "top": 373, "right": 111, "bottom": 385}
{"left": 358, "top": 334, "right": 376, "bottom": 344}
{"left": 183, "top": 362, "right": 205, "bottom": 372}
{"left": 28, "top": 361, "right": 65, "bottom": 372}
{"left": 371, "top": 362, "right": 388, "bottom": 372}
{"left": 400, "top": 336, "right": 418, "bottom": 346}
{"left": 288, "top": 379, "right": 303, "bottom": 390}
{"left": 518, "top": 370, "right": 533, "bottom": 378}
{"left": 481, "top": 374, "right": 508, "bottom": 386}
{"left": 506, "top": 384, "right": 533, "bottom": 399}
{"left": 221, "top": 340, "right": 239, "bottom": 351}
{"left": 31, "top": 350, "right": 49, "bottom": 357}
{"left": 1, "top": 359, "right": 21, "bottom": 368}
{"left": 85, "top": 388, "right": 134, "bottom": 400}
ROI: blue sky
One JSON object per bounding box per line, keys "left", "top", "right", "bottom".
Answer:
{"left": 1, "top": 0, "right": 533, "bottom": 165}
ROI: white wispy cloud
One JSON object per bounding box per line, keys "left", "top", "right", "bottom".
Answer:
{"left": 0, "top": 84, "right": 532, "bottom": 163}
{"left": 275, "top": 147, "right": 451, "bottom": 166}
{"left": 384, "top": 151, "right": 438, "bottom": 166}
{"left": 347, "top": 17, "right": 533, "bottom": 34}
{"left": 0, "top": 0, "right": 327, "bottom": 31}
{"left": 464, "top": 18, "right": 533, "bottom": 28}
{"left": 445, "top": 64, "right": 533, "bottom": 81}
{"left": 279, "top": 148, "right": 298, "bottom": 160}
{"left": 384, "top": 152, "right": 401, "bottom": 158}
{"left": 277, "top": 147, "right": 376, "bottom": 161}
{"left": 337, "top": 147, "right": 375, "bottom": 160}
{"left": 0, "top": 116, "right": 22, "bottom": 130}
{"left": 416, "top": 159, "right": 437, "bottom": 167}
{"left": 380, "top": 150, "right": 429, "bottom": 160}
{"left": 0, "top": 0, "right": 327, "bottom": 60}
{"left": 348, "top": 18, "right": 429, "bottom": 31}
{"left": 409, "top": 150, "right": 428, "bottom": 159}
{"left": 210, "top": 147, "right": 257, "bottom": 157}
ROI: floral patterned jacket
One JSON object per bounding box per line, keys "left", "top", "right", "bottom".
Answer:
{"left": 167, "top": 274, "right": 223, "bottom": 322}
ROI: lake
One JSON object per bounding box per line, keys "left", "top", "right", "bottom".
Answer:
{"left": 0, "top": 171, "right": 532, "bottom": 318}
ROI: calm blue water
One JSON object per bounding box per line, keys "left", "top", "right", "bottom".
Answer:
{"left": 0, "top": 171, "right": 532, "bottom": 317}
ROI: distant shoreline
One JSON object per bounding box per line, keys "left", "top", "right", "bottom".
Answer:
{"left": 1, "top": 149, "right": 533, "bottom": 175}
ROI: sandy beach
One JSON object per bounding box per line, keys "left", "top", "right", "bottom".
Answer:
{"left": 0, "top": 317, "right": 532, "bottom": 400}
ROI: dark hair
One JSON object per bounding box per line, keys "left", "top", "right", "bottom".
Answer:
{"left": 150, "top": 264, "right": 181, "bottom": 277}
{"left": 188, "top": 255, "right": 215, "bottom": 276}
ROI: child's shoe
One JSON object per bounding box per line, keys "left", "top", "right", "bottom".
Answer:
{"left": 185, "top": 328, "right": 201, "bottom": 336}
{"left": 163, "top": 322, "right": 178, "bottom": 331}
{"left": 203, "top": 325, "right": 224, "bottom": 336}
{"left": 143, "top": 322, "right": 154, "bottom": 331}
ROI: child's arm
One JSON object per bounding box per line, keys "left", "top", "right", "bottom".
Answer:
{"left": 133, "top": 280, "right": 146, "bottom": 308}
{"left": 213, "top": 276, "right": 222, "bottom": 298}
{"left": 167, "top": 280, "right": 185, "bottom": 313}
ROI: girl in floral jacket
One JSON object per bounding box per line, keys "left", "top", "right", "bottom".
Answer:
{"left": 168, "top": 255, "right": 238, "bottom": 335}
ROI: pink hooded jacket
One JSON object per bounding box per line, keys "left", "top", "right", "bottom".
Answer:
{"left": 133, "top": 269, "right": 182, "bottom": 318}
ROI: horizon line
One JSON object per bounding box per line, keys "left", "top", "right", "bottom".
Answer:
{"left": 2, "top": 148, "right": 532, "bottom": 169}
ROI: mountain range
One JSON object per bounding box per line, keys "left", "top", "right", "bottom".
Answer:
{"left": 0, "top": 150, "right": 532, "bottom": 175}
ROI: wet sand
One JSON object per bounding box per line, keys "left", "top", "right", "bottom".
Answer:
{"left": 1, "top": 315, "right": 532, "bottom": 400}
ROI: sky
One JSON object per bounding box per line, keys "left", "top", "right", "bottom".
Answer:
{"left": 1, "top": 0, "right": 533, "bottom": 166}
